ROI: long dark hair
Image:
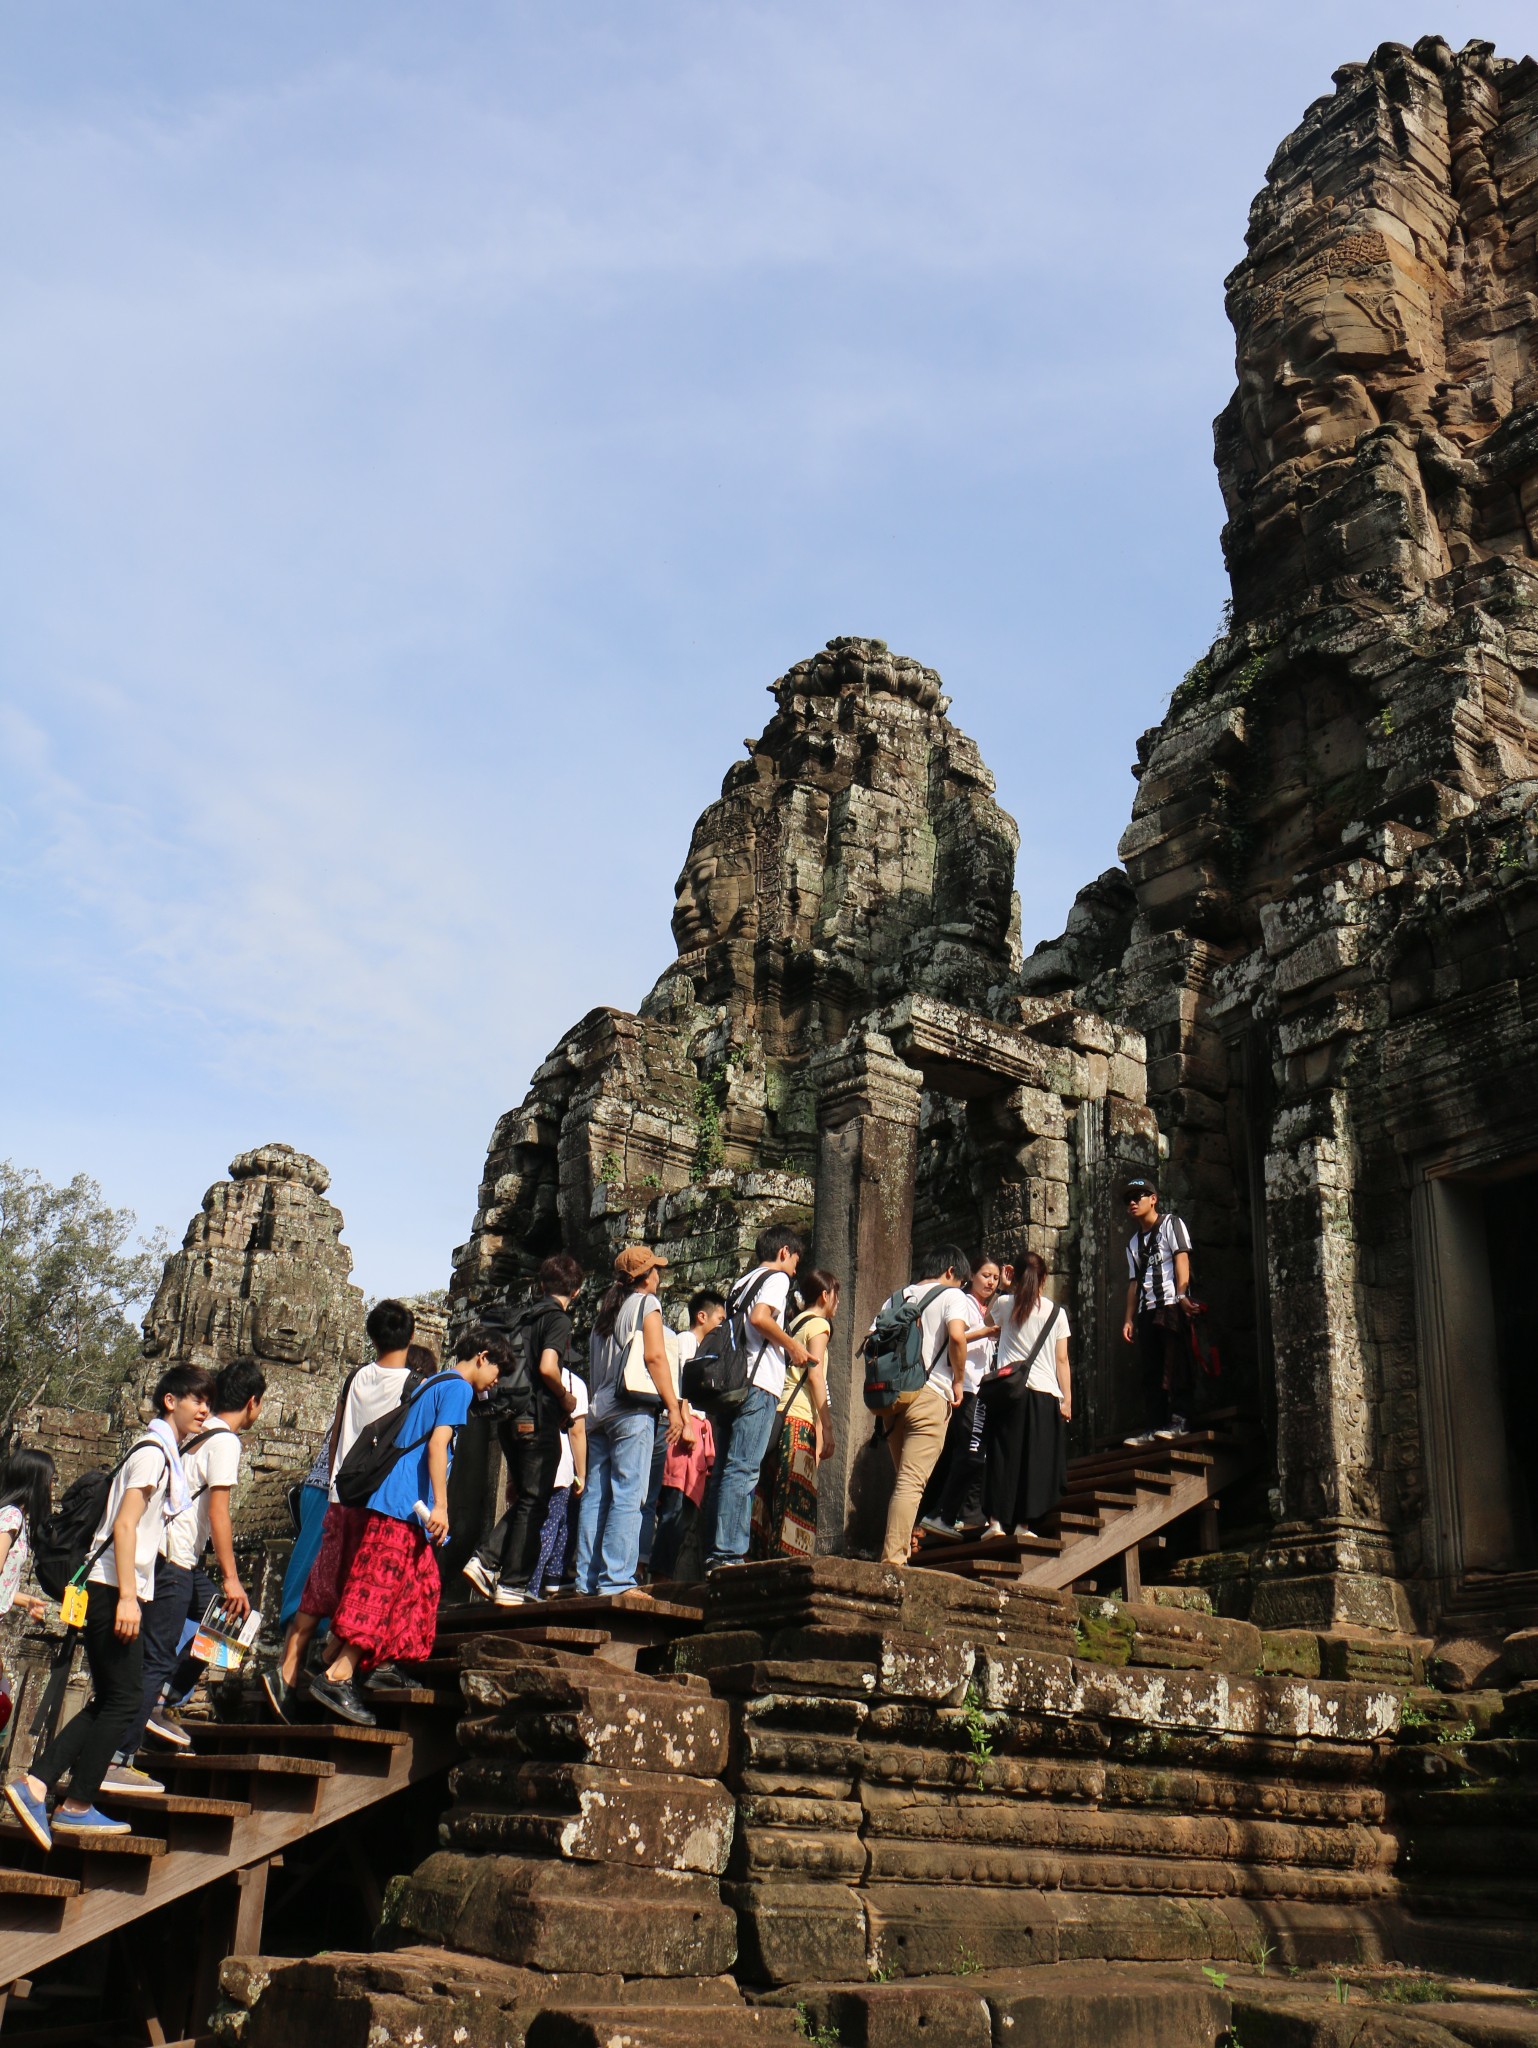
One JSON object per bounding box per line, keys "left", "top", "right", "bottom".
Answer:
{"left": 595, "top": 1276, "right": 648, "bottom": 1341}
{"left": 793, "top": 1269, "right": 840, "bottom": 1318}
{"left": 0, "top": 1445, "right": 56, "bottom": 1535}
{"left": 1007, "top": 1250, "right": 1047, "bottom": 1328}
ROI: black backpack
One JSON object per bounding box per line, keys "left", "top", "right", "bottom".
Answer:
{"left": 681, "top": 1271, "right": 772, "bottom": 1414}
{"left": 32, "top": 1436, "right": 168, "bottom": 1600}
{"left": 333, "top": 1371, "right": 458, "bottom": 1508}
{"left": 474, "top": 1299, "right": 546, "bottom": 1427}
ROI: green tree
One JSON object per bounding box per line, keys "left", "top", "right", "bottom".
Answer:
{"left": 0, "top": 1162, "right": 168, "bottom": 1428}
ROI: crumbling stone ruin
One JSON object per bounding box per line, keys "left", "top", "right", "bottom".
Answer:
{"left": 451, "top": 640, "right": 1158, "bottom": 1546}
{"left": 141, "top": 1142, "right": 367, "bottom": 1475}
{"left": 201, "top": 34, "right": 1538, "bottom": 2045}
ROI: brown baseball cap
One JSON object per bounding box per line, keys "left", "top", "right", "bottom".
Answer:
{"left": 615, "top": 1245, "right": 669, "bottom": 1281}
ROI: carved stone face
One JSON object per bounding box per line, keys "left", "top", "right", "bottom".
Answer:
{"left": 251, "top": 1288, "right": 319, "bottom": 1365}
{"left": 671, "top": 840, "right": 755, "bottom": 958}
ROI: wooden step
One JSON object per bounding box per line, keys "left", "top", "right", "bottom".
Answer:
{"left": 190, "top": 1722, "right": 408, "bottom": 1748}
{"left": 100, "top": 1791, "right": 252, "bottom": 1821}
{"left": 0, "top": 1866, "right": 80, "bottom": 1899}
{"left": 0, "top": 1820, "right": 164, "bottom": 1859}
{"left": 155, "top": 1752, "right": 336, "bottom": 1780}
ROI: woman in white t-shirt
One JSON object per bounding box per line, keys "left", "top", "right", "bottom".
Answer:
{"left": 920, "top": 1256, "right": 1002, "bottom": 1536}
{"left": 981, "top": 1250, "right": 1071, "bottom": 1540}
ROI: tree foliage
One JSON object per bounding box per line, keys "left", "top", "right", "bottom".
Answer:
{"left": 0, "top": 1162, "right": 168, "bottom": 1428}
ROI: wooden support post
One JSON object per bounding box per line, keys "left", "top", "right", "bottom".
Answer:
{"left": 1200, "top": 1498, "right": 1221, "bottom": 1553}
{"left": 1120, "top": 1543, "right": 1142, "bottom": 1601}
{"left": 232, "top": 1857, "right": 272, "bottom": 1956}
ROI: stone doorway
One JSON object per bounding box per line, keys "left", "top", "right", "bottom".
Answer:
{"left": 1415, "top": 1154, "right": 1538, "bottom": 1601}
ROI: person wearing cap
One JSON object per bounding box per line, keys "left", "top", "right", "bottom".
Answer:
{"left": 1120, "top": 1178, "right": 1196, "bottom": 1446}
{"left": 574, "top": 1247, "right": 693, "bottom": 1597}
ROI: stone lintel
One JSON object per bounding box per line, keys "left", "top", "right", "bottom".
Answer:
{"left": 876, "top": 995, "right": 1088, "bottom": 1101}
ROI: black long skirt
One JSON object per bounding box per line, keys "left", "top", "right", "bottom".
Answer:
{"left": 982, "top": 1385, "right": 1067, "bottom": 1529}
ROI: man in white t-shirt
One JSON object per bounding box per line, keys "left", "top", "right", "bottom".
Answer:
{"left": 526, "top": 1364, "right": 589, "bottom": 1599}
{"left": 105, "top": 1358, "right": 266, "bottom": 1790}
{"left": 673, "top": 1289, "right": 726, "bottom": 1369}
{"left": 6, "top": 1365, "right": 212, "bottom": 1847}
{"left": 702, "top": 1228, "right": 812, "bottom": 1570}
{"left": 875, "top": 1247, "right": 972, "bottom": 1567}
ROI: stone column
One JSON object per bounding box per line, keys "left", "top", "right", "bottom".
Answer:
{"left": 809, "top": 1032, "right": 924, "bottom": 1555}
{"left": 1253, "top": 1088, "right": 1411, "bottom": 1631}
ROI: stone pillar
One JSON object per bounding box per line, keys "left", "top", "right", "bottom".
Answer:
{"left": 809, "top": 1032, "right": 924, "bottom": 1555}
{"left": 1252, "top": 1089, "right": 1411, "bottom": 1632}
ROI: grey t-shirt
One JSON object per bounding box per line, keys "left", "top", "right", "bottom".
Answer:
{"left": 589, "top": 1291, "right": 663, "bottom": 1425}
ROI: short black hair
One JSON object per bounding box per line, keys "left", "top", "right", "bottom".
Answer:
{"left": 366, "top": 1299, "right": 416, "bottom": 1355}
{"left": 919, "top": 1244, "right": 972, "bottom": 1288}
{"left": 538, "top": 1252, "right": 585, "bottom": 1296}
{"left": 688, "top": 1288, "right": 726, "bottom": 1322}
{"left": 453, "top": 1326, "right": 510, "bottom": 1372}
{"left": 213, "top": 1358, "right": 267, "bottom": 1413}
{"left": 153, "top": 1364, "right": 216, "bottom": 1415}
{"left": 754, "top": 1225, "right": 806, "bottom": 1266}
{"left": 405, "top": 1343, "right": 439, "bottom": 1380}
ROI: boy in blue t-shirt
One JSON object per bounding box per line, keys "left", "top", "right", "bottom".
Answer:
{"left": 309, "top": 1330, "right": 504, "bottom": 1726}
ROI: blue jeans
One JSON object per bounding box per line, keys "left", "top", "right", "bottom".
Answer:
{"left": 574, "top": 1404, "right": 658, "bottom": 1595}
{"left": 703, "top": 1385, "right": 779, "bottom": 1566}
{"left": 638, "top": 1412, "right": 670, "bottom": 1566}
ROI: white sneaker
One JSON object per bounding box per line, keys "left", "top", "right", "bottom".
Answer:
{"left": 462, "top": 1556, "right": 497, "bottom": 1600}
{"left": 101, "top": 1764, "right": 165, "bottom": 1796}
{"left": 1153, "top": 1418, "right": 1188, "bottom": 1440}
{"left": 1013, "top": 1525, "right": 1039, "bottom": 1541}
{"left": 1124, "top": 1431, "right": 1158, "bottom": 1447}
{"left": 983, "top": 1520, "right": 1006, "bottom": 1538}
{"left": 917, "top": 1516, "right": 955, "bottom": 1537}
{"left": 493, "top": 1586, "right": 526, "bottom": 1607}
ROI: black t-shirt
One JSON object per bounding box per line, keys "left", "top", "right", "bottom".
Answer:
{"left": 527, "top": 1297, "right": 574, "bottom": 1431}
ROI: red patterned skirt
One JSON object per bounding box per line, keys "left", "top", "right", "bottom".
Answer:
{"left": 331, "top": 1511, "right": 441, "bottom": 1670}
{"left": 299, "top": 1502, "right": 370, "bottom": 1620}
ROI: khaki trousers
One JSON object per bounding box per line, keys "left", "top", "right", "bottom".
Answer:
{"left": 881, "top": 1382, "right": 955, "bottom": 1566}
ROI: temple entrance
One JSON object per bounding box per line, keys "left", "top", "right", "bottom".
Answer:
{"left": 1416, "top": 1157, "right": 1538, "bottom": 1592}
{"left": 1481, "top": 1173, "right": 1538, "bottom": 1567}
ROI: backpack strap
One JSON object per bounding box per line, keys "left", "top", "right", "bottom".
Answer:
{"left": 911, "top": 1285, "right": 952, "bottom": 1368}
{"left": 326, "top": 1362, "right": 368, "bottom": 1482}
{"left": 727, "top": 1270, "right": 777, "bottom": 1390}
{"left": 1016, "top": 1300, "right": 1063, "bottom": 1381}
{"left": 77, "top": 1437, "right": 169, "bottom": 1587}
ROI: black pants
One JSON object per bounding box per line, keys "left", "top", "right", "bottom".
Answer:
{"left": 1136, "top": 1312, "right": 1193, "bottom": 1430}
{"left": 475, "top": 1423, "right": 563, "bottom": 1589}
{"left": 32, "top": 1582, "right": 144, "bottom": 1807}
{"left": 116, "top": 1559, "right": 216, "bottom": 1761}
{"left": 925, "top": 1392, "right": 986, "bottom": 1526}
{"left": 983, "top": 1386, "right": 1068, "bottom": 1530}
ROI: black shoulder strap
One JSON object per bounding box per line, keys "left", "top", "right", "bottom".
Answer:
{"left": 911, "top": 1285, "right": 951, "bottom": 1367}
{"left": 1017, "top": 1300, "right": 1063, "bottom": 1380}
{"left": 79, "top": 1437, "right": 169, "bottom": 1582}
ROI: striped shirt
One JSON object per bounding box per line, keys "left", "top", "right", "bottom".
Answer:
{"left": 1127, "top": 1213, "right": 1193, "bottom": 1312}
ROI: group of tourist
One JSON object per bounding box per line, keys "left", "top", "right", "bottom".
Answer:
{"left": 3, "top": 1357, "right": 270, "bottom": 1849}
{"left": 0, "top": 1172, "right": 1199, "bottom": 1820}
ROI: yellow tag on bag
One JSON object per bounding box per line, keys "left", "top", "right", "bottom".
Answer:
{"left": 59, "top": 1582, "right": 89, "bottom": 1629}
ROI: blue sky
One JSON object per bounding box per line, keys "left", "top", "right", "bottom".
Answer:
{"left": 4, "top": 3, "right": 1533, "bottom": 1299}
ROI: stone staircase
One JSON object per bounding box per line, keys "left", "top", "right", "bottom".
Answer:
{"left": 912, "top": 1422, "right": 1256, "bottom": 1597}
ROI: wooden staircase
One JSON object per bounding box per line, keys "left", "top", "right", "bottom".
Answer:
{"left": 911, "top": 1421, "right": 1258, "bottom": 1598}
{"left": 0, "top": 1693, "right": 459, "bottom": 1991}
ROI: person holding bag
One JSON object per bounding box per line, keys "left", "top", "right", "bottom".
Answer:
{"left": 980, "top": 1249, "right": 1071, "bottom": 1540}
{"left": 574, "top": 1247, "right": 692, "bottom": 1597}
{"left": 750, "top": 1269, "right": 839, "bottom": 1561}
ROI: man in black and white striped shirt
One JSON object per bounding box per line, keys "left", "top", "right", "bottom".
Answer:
{"left": 1120, "top": 1177, "right": 1196, "bottom": 1446}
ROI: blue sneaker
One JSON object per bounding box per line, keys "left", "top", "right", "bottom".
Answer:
{"left": 53, "top": 1804, "right": 130, "bottom": 1835}
{"left": 5, "top": 1779, "right": 52, "bottom": 1851}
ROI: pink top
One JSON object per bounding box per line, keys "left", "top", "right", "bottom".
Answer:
{"left": 661, "top": 1412, "right": 715, "bottom": 1508}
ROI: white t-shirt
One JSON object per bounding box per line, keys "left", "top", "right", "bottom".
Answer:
{"left": 329, "top": 1361, "right": 411, "bottom": 1503}
{"left": 165, "top": 1420, "right": 242, "bottom": 1571}
{"left": 674, "top": 1330, "right": 699, "bottom": 1366}
{"left": 1127, "top": 1214, "right": 1193, "bottom": 1313}
{"left": 994, "top": 1292, "right": 1071, "bottom": 1397}
{"left": 730, "top": 1266, "right": 793, "bottom": 1402}
{"left": 952, "top": 1294, "right": 993, "bottom": 1396}
{"left": 554, "top": 1369, "right": 590, "bottom": 1490}
{"left": 883, "top": 1283, "right": 970, "bottom": 1399}
{"left": 88, "top": 1442, "right": 172, "bottom": 1601}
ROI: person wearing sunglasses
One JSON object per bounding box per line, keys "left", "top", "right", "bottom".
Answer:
{"left": 1120, "top": 1178, "right": 1196, "bottom": 1447}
